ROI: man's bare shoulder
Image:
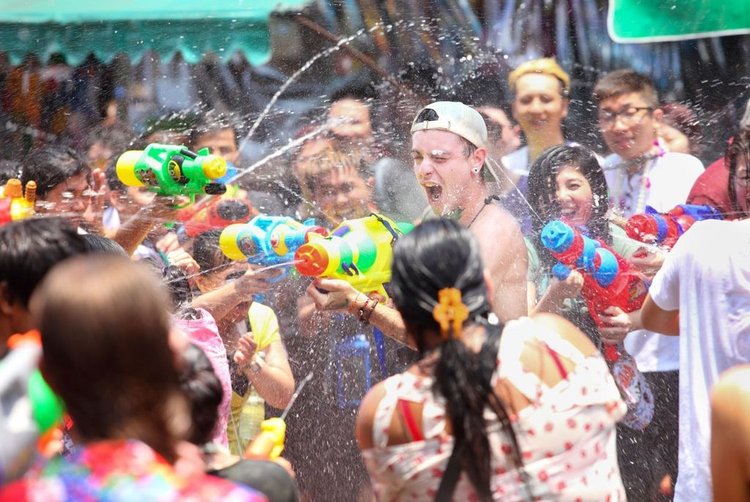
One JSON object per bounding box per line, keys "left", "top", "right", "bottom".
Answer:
{"left": 470, "top": 203, "right": 523, "bottom": 241}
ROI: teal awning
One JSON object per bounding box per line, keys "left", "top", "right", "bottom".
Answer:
{"left": 608, "top": 0, "right": 750, "bottom": 43}
{"left": 0, "top": 0, "right": 308, "bottom": 65}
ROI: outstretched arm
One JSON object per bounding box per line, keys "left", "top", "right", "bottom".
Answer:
{"left": 305, "top": 278, "right": 415, "bottom": 349}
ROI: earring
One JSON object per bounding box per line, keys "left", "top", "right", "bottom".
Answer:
{"left": 472, "top": 166, "right": 480, "bottom": 174}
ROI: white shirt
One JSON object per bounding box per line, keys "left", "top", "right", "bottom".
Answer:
{"left": 649, "top": 219, "right": 750, "bottom": 502}
{"left": 603, "top": 151, "right": 705, "bottom": 372}
{"left": 501, "top": 145, "right": 532, "bottom": 175}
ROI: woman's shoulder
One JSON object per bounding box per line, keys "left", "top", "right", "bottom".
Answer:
{"left": 503, "top": 314, "right": 598, "bottom": 359}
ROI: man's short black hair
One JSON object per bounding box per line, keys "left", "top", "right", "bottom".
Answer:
{"left": 21, "top": 145, "right": 90, "bottom": 199}
{"left": 0, "top": 218, "right": 87, "bottom": 307}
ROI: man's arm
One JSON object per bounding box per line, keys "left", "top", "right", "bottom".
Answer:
{"left": 472, "top": 207, "right": 528, "bottom": 322}
{"left": 641, "top": 293, "right": 679, "bottom": 336}
{"left": 305, "top": 278, "right": 415, "bottom": 349}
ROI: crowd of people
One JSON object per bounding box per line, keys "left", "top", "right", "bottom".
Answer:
{"left": 0, "top": 56, "right": 749, "bottom": 502}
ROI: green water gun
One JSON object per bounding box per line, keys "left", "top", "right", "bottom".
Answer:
{"left": 116, "top": 144, "right": 228, "bottom": 204}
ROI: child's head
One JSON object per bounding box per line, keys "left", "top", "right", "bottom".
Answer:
{"left": 178, "top": 343, "right": 223, "bottom": 446}
{"left": 21, "top": 145, "right": 92, "bottom": 226}
{"left": 527, "top": 144, "right": 610, "bottom": 242}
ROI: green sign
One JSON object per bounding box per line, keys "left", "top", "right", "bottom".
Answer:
{"left": 608, "top": 0, "right": 750, "bottom": 43}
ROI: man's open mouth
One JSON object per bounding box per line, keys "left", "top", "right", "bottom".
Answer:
{"left": 423, "top": 182, "right": 443, "bottom": 201}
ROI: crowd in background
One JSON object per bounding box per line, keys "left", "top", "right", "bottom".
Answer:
{"left": 0, "top": 47, "right": 749, "bottom": 502}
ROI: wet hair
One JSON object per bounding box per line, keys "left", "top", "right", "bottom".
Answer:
{"left": 162, "top": 264, "right": 201, "bottom": 321}
{"left": 189, "top": 111, "right": 239, "bottom": 149}
{"left": 81, "top": 234, "right": 128, "bottom": 256}
{"left": 33, "top": 256, "right": 187, "bottom": 462}
{"left": 21, "top": 145, "right": 90, "bottom": 199}
{"left": 179, "top": 343, "right": 224, "bottom": 446}
{"left": 527, "top": 145, "right": 611, "bottom": 270}
{"left": 727, "top": 127, "right": 750, "bottom": 218}
{"left": 0, "top": 160, "right": 21, "bottom": 185}
{"left": 593, "top": 69, "right": 659, "bottom": 109}
{"left": 0, "top": 218, "right": 86, "bottom": 308}
{"left": 389, "top": 219, "right": 527, "bottom": 500}
{"left": 192, "top": 229, "right": 228, "bottom": 273}
{"left": 85, "top": 123, "right": 134, "bottom": 153}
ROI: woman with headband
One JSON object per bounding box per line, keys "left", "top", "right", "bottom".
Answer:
{"left": 355, "top": 219, "right": 627, "bottom": 501}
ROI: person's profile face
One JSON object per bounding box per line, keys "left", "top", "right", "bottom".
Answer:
{"left": 657, "top": 122, "right": 690, "bottom": 155}
{"left": 193, "top": 128, "right": 239, "bottom": 165}
{"left": 734, "top": 155, "right": 749, "bottom": 215}
{"left": 512, "top": 73, "right": 568, "bottom": 137}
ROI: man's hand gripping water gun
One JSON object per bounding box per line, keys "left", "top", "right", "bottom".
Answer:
{"left": 294, "top": 213, "right": 413, "bottom": 299}
{"left": 540, "top": 220, "right": 649, "bottom": 362}
{"left": 116, "top": 144, "right": 228, "bottom": 206}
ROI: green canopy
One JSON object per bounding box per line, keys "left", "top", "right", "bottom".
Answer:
{"left": 608, "top": 0, "right": 750, "bottom": 43}
{"left": 0, "top": 0, "right": 308, "bottom": 65}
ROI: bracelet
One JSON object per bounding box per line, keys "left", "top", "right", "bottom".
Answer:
{"left": 358, "top": 296, "right": 379, "bottom": 324}
{"left": 348, "top": 292, "right": 366, "bottom": 315}
{"left": 248, "top": 351, "right": 266, "bottom": 375}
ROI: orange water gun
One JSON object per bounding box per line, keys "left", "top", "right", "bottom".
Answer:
{"left": 0, "top": 178, "right": 36, "bottom": 225}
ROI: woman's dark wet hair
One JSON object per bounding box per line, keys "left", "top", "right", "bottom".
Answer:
{"left": 192, "top": 229, "right": 229, "bottom": 273}
{"left": 389, "top": 218, "right": 528, "bottom": 500}
{"left": 32, "top": 255, "right": 188, "bottom": 462}
{"left": 727, "top": 127, "right": 750, "bottom": 219}
{"left": 527, "top": 144, "right": 611, "bottom": 269}
{"left": 179, "top": 343, "right": 224, "bottom": 446}
{"left": 21, "top": 145, "right": 90, "bottom": 199}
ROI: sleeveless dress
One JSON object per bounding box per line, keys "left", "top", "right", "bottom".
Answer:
{"left": 362, "top": 317, "right": 627, "bottom": 501}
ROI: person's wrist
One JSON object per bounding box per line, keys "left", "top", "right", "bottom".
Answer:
{"left": 347, "top": 292, "right": 366, "bottom": 314}
{"left": 247, "top": 351, "right": 266, "bottom": 377}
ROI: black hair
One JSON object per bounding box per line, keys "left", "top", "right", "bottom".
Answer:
{"left": 527, "top": 145, "right": 611, "bottom": 270}
{"left": 192, "top": 229, "right": 228, "bottom": 272}
{"left": 389, "top": 219, "right": 527, "bottom": 500}
{"left": 81, "top": 234, "right": 128, "bottom": 257}
{"left": 179, "top": 343, "right": 224, "bottom": 446}
{"left": 85, "top": 123, "right": 134, "bottom": 152}
{"left": 188, "top": 110, "right": 239, "bottom": 149}
{"left": 21, "top": 145, "right": 90, "bottom": 199}
{"left": 727, "top": 127, "right": 750, "bottom": 219}
{"left": 162, "top": 264, "right": 201, "bottom": 320}
{"left": 104, "top": 156, "right": 125, "bottom": 192}
{"left": 0, "top": 218, "right": 87, "bottom": 308}
{"left": 0, "top": 160, "right": 22, "bottom": 185}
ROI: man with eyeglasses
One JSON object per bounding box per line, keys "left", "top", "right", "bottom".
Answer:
{"left": 593, "top": 69, "right": 705, "bottom": 502}
{"left": 595, "top": 70, "right": 704, "bottom": 217}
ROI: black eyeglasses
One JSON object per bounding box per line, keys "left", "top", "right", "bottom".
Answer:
{"left": 598, "top": 106, "right": 653, "bottom": 127}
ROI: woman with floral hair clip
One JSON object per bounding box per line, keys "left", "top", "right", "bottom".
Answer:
{"left": 355, "top": 218, "right": 627, "bottom": 501}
